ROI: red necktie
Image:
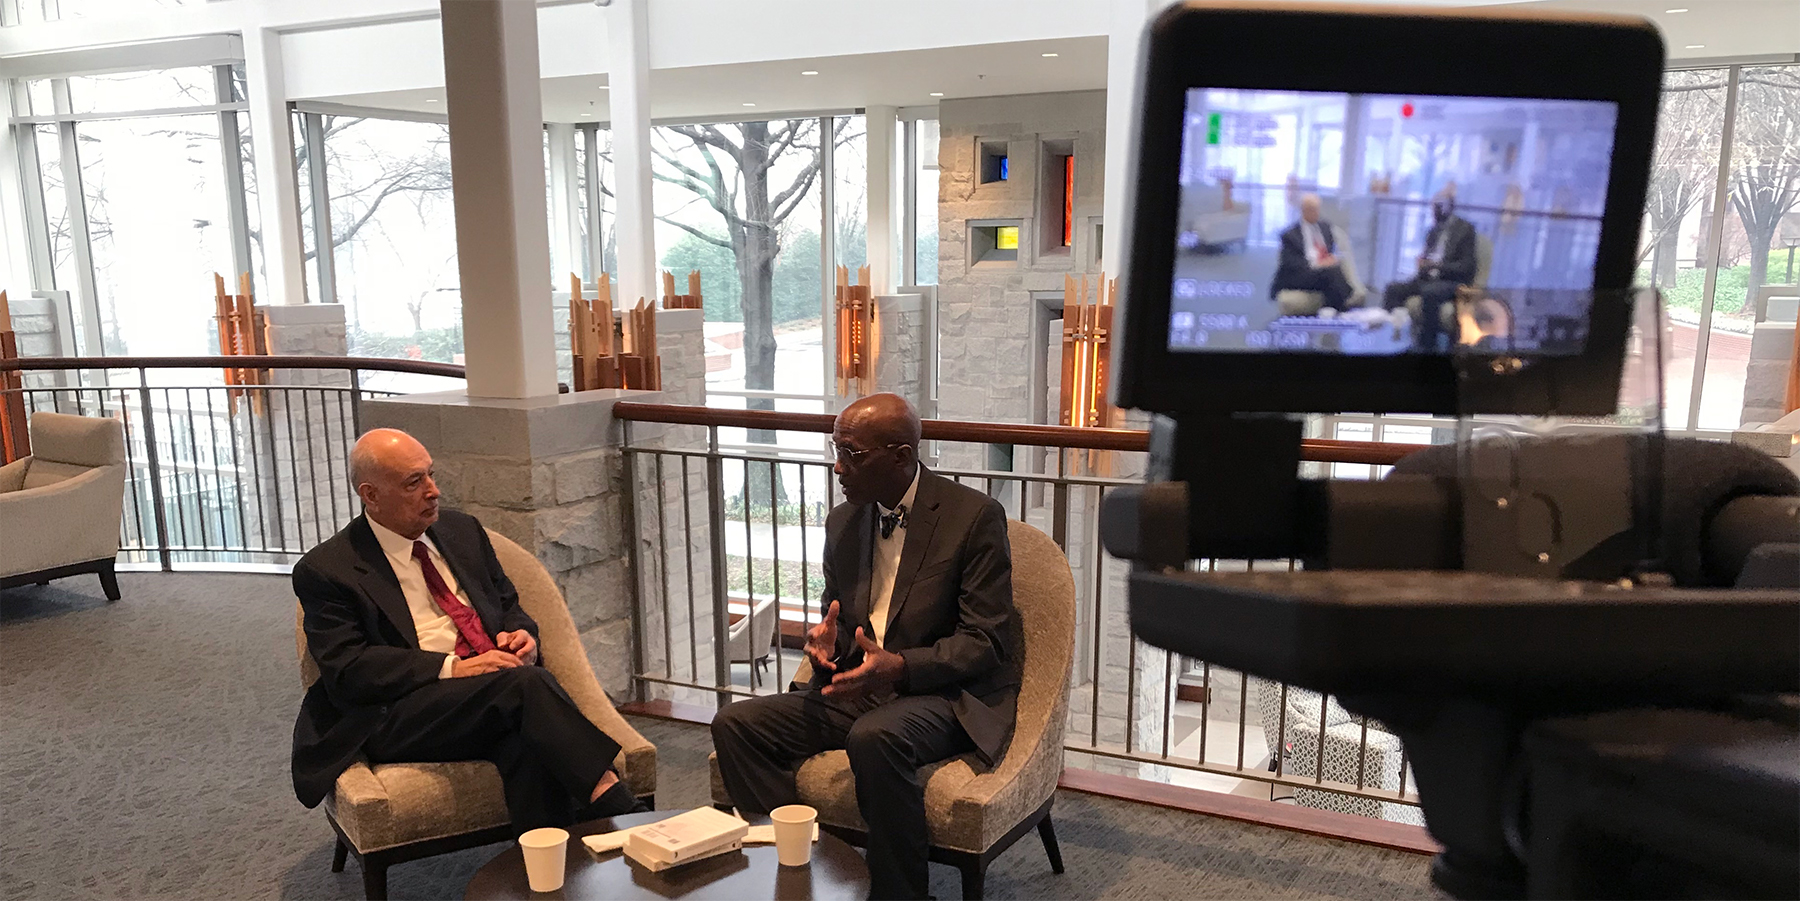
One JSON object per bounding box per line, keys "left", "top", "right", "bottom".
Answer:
{"left": 412, "top": 540, "right": 495, "bottom": 658}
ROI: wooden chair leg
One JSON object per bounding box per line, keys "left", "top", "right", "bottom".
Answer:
{"left": 960, "top": 860, "right": 986, "bottom": 900}
{"left": 331, "top": 837, "right": 349, "bottom": 873}
{"left": 97, "top": 559, "right": 119, "bottom": 601}
{"left": 1037, "top": 813, "right": 1065, "bottom": 874}
{"left": 361, "top": 859, "right": 388, "bottom": 900}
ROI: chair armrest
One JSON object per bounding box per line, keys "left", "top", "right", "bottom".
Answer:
{"left": 0, "top": 457, "right": 27, "bottom": 493}
{"left": 0, "top": 464, "right": 125, "bottom": 578}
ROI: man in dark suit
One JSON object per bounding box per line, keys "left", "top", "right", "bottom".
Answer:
{"left": 1382, "top": 189, "right": 1480, "bottom": 351}
{"left": 712, "top": 394, "right": 1020, "bottom": 900}
{"left": 291, "top": 428, "right": 640, "bottom": 831}
{"left": 1271, "top": 193, "right": 1356, "bottom": 312}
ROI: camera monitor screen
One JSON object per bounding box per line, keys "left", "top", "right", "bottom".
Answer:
{"left": 1167, "top": 89, "right": 1618, "bottom": 357}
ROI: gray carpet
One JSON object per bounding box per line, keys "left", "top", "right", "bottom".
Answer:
{"left": 1, "top": 572, "right": 1435, "bottom": 900}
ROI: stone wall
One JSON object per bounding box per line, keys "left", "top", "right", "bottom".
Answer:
{"left": 872, "top": 293, "right": 926, "bottom": 408}
{"left": 934, "top": 90, "right": 1107, "bottom": 471}
{"left": 245, "top": 303, "right": 353, "bottom": 557}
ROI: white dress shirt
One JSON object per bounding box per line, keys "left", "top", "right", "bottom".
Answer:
{"left": 867, "top": 465, "right": 921, "bottom": 649}
{"left": 367, "top": 517, "right": 476, "bottom": 680}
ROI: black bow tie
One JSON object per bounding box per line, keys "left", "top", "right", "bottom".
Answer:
{"left": 880, "top": 505, "right": 909, "bottom": 539}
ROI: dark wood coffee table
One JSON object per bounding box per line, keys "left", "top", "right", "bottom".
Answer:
{"left": 464, "top": 810, "right": 870, "bottom": 900}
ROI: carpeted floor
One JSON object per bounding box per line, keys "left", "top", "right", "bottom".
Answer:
{"left": 1, "top": 572, "right": 1435, "bottom": 900}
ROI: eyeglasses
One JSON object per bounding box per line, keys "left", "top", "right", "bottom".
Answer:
{"left": 830, "top": 441, "right": 904, "bottom": 463}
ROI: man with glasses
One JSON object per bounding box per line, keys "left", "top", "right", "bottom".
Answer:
{"left": 713, "top": 394, "right": 1021, "bottom": 900}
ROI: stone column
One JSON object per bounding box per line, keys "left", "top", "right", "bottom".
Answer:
{"left": 872, "top": 293, "right": 926, "bottom": 408}
{"left": 248, "top": 303, "right": 351, "bottom": 559}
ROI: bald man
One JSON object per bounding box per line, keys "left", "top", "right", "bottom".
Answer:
{"left": 1271, "top": 194, "right": 1357, "bottom": 312}
{"left": 712, "top": 395, "right": 1021, "bottom": 900}
{"left": 290, "top": 429, "right": 641, "bottom": 835}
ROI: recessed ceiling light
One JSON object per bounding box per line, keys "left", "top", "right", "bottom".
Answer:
{"left": 1685, "top": 43, "right": 1705, "bottom": 49}
{"left": 1041, "top": 52, "right": 1059, "bottom": 58}
{"left": 930, "top": 92, "right": 944, "bottom": 97}
{"left": 597, "top": 85, "right": 609, "bottom": 90}
{"left": 580, "top": 112, "right": 592, "bottom": 117}
{"left": 1665, "top": 7, "right": 1689, "bottom": 13}
{"left": 742, "top": 102, "right": 756, "bottom": 107}
{"left": 425, "top": 98, "right": 439, "bottom": 103}
{"left": 801, "top": 70, "right": 819, "bottom": 76}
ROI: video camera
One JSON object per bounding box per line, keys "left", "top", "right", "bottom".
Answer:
{"left": 1100, "top": 4, "right": 1800, "bottom": 898}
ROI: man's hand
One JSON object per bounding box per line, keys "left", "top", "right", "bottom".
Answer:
{"left": 495, "top": 630, "right": 538, "bottom": 666}
{"left": 805, "top": 600, "right": 841, "bottom": 676}
{"left": 1316, "top": 253, "right": 1338, "bottom": 268}
{"left": 822, "top": 628, "right": 905, "bottom": 699}
{"left": 451, "top": 649, "right": 523, "bottom": 677}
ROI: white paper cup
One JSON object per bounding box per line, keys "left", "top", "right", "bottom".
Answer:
{"left": 519, "top": 827, "right": 570, "bottom": 892}
{"left": 770, "top": 804, "right": 817, "bottom": 867}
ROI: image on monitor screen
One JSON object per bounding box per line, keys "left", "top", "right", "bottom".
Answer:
{"left": 1167, "top": 89, "right": 1618, "bottom": 356}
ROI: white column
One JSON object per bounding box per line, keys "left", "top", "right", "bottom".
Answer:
{"left": 1102, "top": 0, "right": 1161, "bottom": 272}
{"left": 439, "top": 0, "right": 557, "bottom": 398}
{"left": 244, "top": 27, "right": 308, "bottom": 306}
{"left": 864, "top": 105, "right": 897, "bottom": 295}
{"left": 547, "top": 122, "right": 583, "bottom": 284}
{"left": 608, "top": 0, "right": 656, "bottom": 309}
{"left": 0, "top": 87, "right": 31, "bottom": 293}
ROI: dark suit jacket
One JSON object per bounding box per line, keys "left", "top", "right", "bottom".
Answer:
{"left": 290, "top": 509, "right": 538, "bottom": 808}
{"left": 813, "top": 468, "right": 1022, "bottom": 764}
{"left": 1270, "top": 219, "right": 1339, "bottom": 298}
{"left": 1420, "top": 214, "right": 1479, "bottom": 284}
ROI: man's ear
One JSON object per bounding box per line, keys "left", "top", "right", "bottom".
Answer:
{"left": 355, "top": 483, "right": 376, "bottom": 509}
{"left": 896, "top": 443, "right": 919, "bottom": 468}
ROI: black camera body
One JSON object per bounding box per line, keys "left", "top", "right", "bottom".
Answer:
{"left": 1101, "top": 4, "right": 1800, "bottom": 898}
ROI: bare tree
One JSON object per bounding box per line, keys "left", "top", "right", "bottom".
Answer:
{"left": 1726, "top": 67, "right": 1800, "bottom": 317}
{"left": 1640, "top": 72, "right": 1727, "bottom": 284}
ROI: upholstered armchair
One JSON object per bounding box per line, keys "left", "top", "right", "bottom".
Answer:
{"left": 726, "top": 594, "right": 781, "bottom": 687}
{"left": 0, "top": 412, "right": 126, "bottom": 599}
{"left": 1250, "top": 676, "right": 1422, "bottom": 826}
{"left": 296, "top": 529, "right": 656, "bottom": 900}
{"left": 1404, "top": 233, "right": 1495, "bottom": 338}
{"left": 709, "top": 519, "right": 1077, "bottom": 900}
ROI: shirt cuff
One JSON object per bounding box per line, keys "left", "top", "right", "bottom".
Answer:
{"left": 438, "top": 654, "right": 457, "bottom": 680}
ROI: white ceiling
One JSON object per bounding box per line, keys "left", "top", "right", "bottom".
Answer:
{"left": 1512, "top": 0, "right": 1800, "bottom": 60}
{"left": 311, "top": 0, "right": 1795, "bottom": 123}
{"left": 317, "top": 36, "right": 1109, "bottom": 124}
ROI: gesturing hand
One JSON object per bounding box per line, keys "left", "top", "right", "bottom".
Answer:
{"left": 822, "top": 627, "right": 904, "bottom": 699}
{"left": 804, "top": 600, "right": 841, "bottom": 676}
{"left": 495, "top": 630, "right": 538, "bottom": 666}
{"left": 451, "top": 649, "right": 523, "bottom": 677}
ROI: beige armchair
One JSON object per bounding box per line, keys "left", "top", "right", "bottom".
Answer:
{"left": 1405, "top": 232, "right": 1494, "bottom": 336}
{"left": 709, "top": 519, "right": 1077, "bottom": 900}
{"left": 0, "top": 412, "right": 126, "bottom": 600}
{"left": 727, "top": 594, "right": 781, "bottom": 687}
{"left": 296, "top": 529, "right": 655, "bottom": 900}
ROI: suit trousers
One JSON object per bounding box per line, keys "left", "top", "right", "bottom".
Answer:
{"left": 1384, "top": 277, "right": 1465, "bottom": 351}
{"left": 712, "top": 688, "right": 977, "bottom": 900}
{"left": 1279, "top": 264, "right": 1356, "bottom": 311}
{"left": 363, "top": 665, "right": 636, "bottom": 831}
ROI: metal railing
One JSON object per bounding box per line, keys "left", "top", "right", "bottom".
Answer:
{"left": 614, "top": 401, "right": 1427, "bottom": 824}
{"left": 1, "top": 355, "right": 466, "bottom": 569}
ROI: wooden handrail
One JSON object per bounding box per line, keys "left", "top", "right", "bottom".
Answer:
{"left": 613, "top": 401, "right": 1418, "bottom": 465}
{"left": 0, "top": 354, "right": 468, "bottom": 379}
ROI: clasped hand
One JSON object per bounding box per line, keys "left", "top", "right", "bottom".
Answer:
{"left": 450, "top": 630, "right": 538, "bottom": 677}
{"left": 805, "top": 600, "right": 904, "bottom": 699}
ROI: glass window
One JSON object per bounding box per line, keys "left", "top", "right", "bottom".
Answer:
{"left": 61, "top": 67, "right": 217, "bottom": 115}
{"left": 652, "top": 118, "right": 830, "bottom": 397}
{"left": 322, "top": 116, "right": 459, "bottom": 362}
{"left": 914, "top": 118, "right": 939, "bottom": 285}
{"left": 77, "top": 114, "right": 237, "bottom": 358}
{"left": 1696, "top": 65, "right": 1799, "bottom": 430}
{"left": 1640, "top": 68, "right": 1729, "bottom": 429}
{"left": 32, "top": 0, "right": 195, "bottom": 20}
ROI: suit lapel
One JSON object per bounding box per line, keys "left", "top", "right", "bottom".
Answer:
{"left": 347, "top": 516, "right": 421, "bottom": 649}
{"left": 844, "top": 505, "right": 874, "bottom": 629}
{"left": 883, "top": 470, "right": 942, "bottom": 636}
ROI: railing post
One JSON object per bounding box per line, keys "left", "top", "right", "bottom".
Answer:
{"left": 621, "top": 420, "right": 648, "bottom": 703}
{"left": 348, "top": 368, "right": 364, "bottom": 436}
{"left": 706, "top": 425, "right": 732, "bottom": 708}
{"left": 135, "top": 368, "right": 173, "bottom": 572}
